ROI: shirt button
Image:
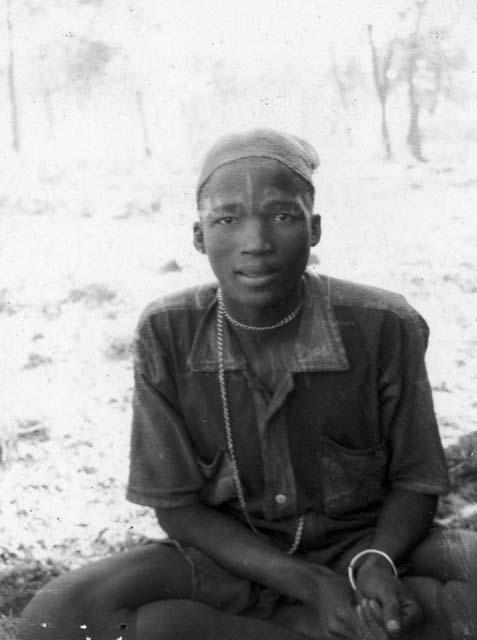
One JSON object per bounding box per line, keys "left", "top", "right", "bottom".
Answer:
{"left": 275, "top": 493, "right": 287, "bottom": 505}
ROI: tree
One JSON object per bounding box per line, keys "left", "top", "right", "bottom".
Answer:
{"left": 329, "top": 46, "right": 350, "bottom": 111}
{"left": 6, "top": 0, "right": 20, "bottom": 151}
{"left": 405, "top": 0, "right": 429, "bottom": 161}
{"left": 413, "top": 25, "right": 468, "bottom": 116}
{"left": 367, "top": 2, "right": 468, "bottom": 162}
{"left": 65, "top": 38, "right": 116, "bottom": 97}
{"left": 135, "top": 90, "right": 152, "bottom": 158}
{"left": 367, "top": 24, "right": 395, "bottom": 159}
{"left": 391, "top": 1, "right": 468, "bottom": 161}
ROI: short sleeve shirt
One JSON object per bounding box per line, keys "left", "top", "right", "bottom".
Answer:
{"left": 127, "top": 273, "right": 449, "bottom": 551}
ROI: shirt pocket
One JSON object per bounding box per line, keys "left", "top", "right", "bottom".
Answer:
{"left": 198, "top": 449, "right": 237, "bottom": 506}
{"left": 321, "top": 437, "right": 388, "bottom": 517}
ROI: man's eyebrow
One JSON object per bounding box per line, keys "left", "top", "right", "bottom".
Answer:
{"left": 262, "top": 197, "right": 306, "bottom": 212}
{"left": 263, "top": 196, "right": 300, "bottom": 205}
{"left": 207, "top": 203, "right": 241, "bottom": 215}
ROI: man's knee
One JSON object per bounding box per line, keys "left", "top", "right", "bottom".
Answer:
{"left": 411, "top": 527, "right": 477, "bottom": 582}
{"left": 440, "top": 579, "right": 477, "bottom": 640}
{"left": 19, "top": 569, "right": 110, "bottom": 639}
{"left": 440, "top": 529, "right": 477, "bottom": 582}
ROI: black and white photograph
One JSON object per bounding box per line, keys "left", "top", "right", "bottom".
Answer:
{"left": 1, "top": 1, "right": 477, "bottom": 639}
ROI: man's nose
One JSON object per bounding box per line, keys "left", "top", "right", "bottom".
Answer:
{"left": 240, "top": 218, "right": 273, "bottom": 254}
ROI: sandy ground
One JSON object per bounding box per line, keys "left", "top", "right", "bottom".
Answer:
{"left": 1, "top": 153, "right": 477, "bottom": 632}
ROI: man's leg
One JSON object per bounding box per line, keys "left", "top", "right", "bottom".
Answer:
{"left": 18, "top": 543, "right": 311, "bottom": 640}
{"left": 18, "top": 543, "right": 193, "bottom": 640}
{"left": 403, "top": 528, "right": 477, "bottom": 640}
{"left": 135, "top": 600, "right": 311, "bottom": 640}
{"left": 320, "top": 527, "right": 477, "bottom": 640}
{"left": 352, "top": 527, "right": 477, "bottom": 640}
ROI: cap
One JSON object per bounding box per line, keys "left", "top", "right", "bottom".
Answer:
{"left": 197, "top": 128, "right": 319, "bottom": 202}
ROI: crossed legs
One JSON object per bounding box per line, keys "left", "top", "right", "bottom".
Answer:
{"left": 17, "top": 543, "right": 307, "bottom": 640}
{"left": 18, "top": 529, "right": 477, "bottom": 640}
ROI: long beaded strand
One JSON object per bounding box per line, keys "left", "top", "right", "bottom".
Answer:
{"left": 216, "top": 294, "right": 305, "bottom": 555}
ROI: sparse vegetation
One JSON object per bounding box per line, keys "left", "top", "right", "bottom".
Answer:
{"left": 1, "top": 2, "right": 476, "bottom": 636}
{"left": 65, "top": 284, "right": 117, "bottom": 307}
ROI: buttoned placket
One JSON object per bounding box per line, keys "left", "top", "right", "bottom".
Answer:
{"left": 242, "top": 369, "right": 299, "bottom": 520}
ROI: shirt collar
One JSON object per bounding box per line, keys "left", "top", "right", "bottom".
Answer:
{"left": 188, "top": 272, "right": 349, "bottom": 373}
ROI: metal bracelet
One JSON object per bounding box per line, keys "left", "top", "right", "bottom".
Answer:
{"left": 347, "top": 548, "right": 398, "bottom": 591}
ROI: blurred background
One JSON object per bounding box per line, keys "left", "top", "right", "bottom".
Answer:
{"left": 1, "top": 0, "right": 477, "bottom": 634}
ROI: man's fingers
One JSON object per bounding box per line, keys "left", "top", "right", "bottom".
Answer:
{"left": 399, "top": 591, "right": 424, "bottom": 630}
{"left": 334, "top": 602, "right": 364, "bottom": 638}
{"left": 358, "top": 600, "right": 390, "bottom": 640}
{"left": 382, "top": 597, "right": 401, "bottom": 637}
{"left": 356, "top": 603, "right": 374, "bottom": 640}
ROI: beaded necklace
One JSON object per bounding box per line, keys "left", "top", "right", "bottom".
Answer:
{"left": 216, "top": 288, "right": 303, "bottom": 331}
{"left": 216, "top": 290, "right": 305, "bottom": 555}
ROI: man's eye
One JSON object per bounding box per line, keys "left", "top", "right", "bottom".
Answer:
{"left": 217, "top": 216, "right": 239, "bottom": 225}
{"left": 273, "top": 212, "right": 293, "bottom": 222}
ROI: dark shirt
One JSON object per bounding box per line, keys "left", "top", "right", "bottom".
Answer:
{"left": 127, "top": 272, "right": 449, "bottom": 551}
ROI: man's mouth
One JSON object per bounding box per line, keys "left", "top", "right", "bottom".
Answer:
{"left": 236, "top": 267, "right": 280, "bottom": 286}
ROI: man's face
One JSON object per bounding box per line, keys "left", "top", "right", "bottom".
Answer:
{"left": 194, "top": 158, "right": 321, "bottom": 312}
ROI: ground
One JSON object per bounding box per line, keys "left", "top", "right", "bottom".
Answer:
{"left": 1, "top": 153, "right": 477, "bottom": 638}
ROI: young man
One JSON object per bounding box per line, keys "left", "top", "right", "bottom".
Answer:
{"left": 20, "top": 129, "right": 477, "bottom": 640}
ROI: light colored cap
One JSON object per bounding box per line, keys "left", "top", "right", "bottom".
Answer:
{"left": 197, "top": 128, "right": 319, "bottom": 201}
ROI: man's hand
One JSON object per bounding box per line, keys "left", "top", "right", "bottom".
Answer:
{"left": 355, "top": 555, "right": 423, "bottom": 638}
{"left": 296, "top": 567, "right": 365, "bottom": 639}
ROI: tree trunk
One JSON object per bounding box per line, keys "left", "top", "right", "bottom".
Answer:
{"left": 407, "top": 100, "right": 423, "bottom": 160}
{"left": 6, "top": 0, "right": 20, "bottom": 152}
{"left": 136, "top": 90, "right": 152, "bottom": 157}
{"left": 381, "top": 107, "right": 392, "bottom": 159}
{"left": 328, "top": 47, "right": 352, "bottom": 143}
{"left": 368, "top": 25, "right": 394, "bottom": 160}
{"left": 406, "top": 0, "right": 428, "bottom": 161}
{"left": 42, "top": 85, "right": 54, "bottom": 133}
{"left": 330, "top": 47, "right": 348, "bottom": 110}
{"left": 407, "top": 40, "right": 425, "bottom": 160}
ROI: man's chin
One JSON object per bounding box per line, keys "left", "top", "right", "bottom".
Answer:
{"left": 224, "top": 285, "right": 291, "bottom": 311}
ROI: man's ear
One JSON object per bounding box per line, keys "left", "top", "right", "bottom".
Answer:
{"left": 193, "top": 221, "right": 206, "bottom": 254}
{"left": 310, "top": 214, "right": 321, "bottom": 247}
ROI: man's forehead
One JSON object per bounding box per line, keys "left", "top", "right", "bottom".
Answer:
{"left": 202, "top": 158, "right": 306, "bottom": 201}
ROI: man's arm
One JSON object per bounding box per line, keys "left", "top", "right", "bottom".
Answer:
{"left": 359, "top": 307, "right": 449, "bottom": 635}
{"left": 159, "top": 503, "right": 385, "bottom": 639}
{"left": 355, "top": 488, "right": 437, "bottom": 636}
{"left": 157, "top": 502, "right": 334, "bottom": 607}
{"left": 360, "top": 488, "right": 437, "bottom": 563}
